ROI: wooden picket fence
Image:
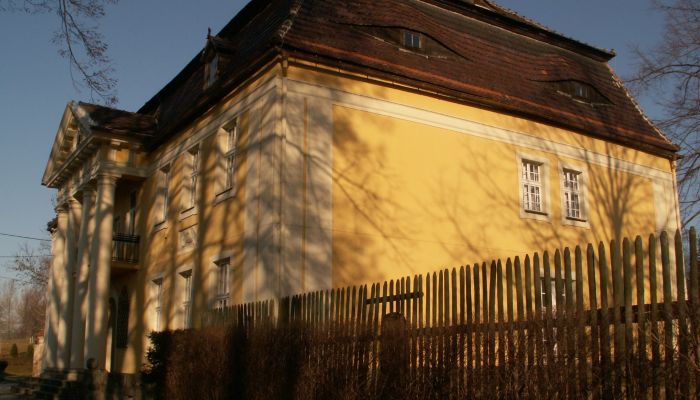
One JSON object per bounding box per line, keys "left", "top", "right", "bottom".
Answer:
{"left": 197, "top": 228, "right": 700, "bottom": 399}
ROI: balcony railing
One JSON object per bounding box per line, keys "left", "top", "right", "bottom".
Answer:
{"left": 112, "top": 233, "right": 140, "bottom": 264}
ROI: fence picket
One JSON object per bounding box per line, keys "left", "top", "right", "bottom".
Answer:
{"left": 488, "top": 261, "right": 497, "bottom": 395}
{"left": 524, "top": 255, "right": 534, "bottom": 370}
{"left": 648, "top": 234, "right": 660, "bottom": 400}
{"left": 675, "top": 230, "right": 689, "bottom": 400}
{"left": 543, "top": 251, "right": 555, "bottom": 373}
{"left": 622, "top": 238, "right": 634, "bottom": 398}
{"left": 533, "top": 252, "right": 543, "bottom": 396}
{"left": 634, "top": 236, "right": 647, "bottom": 398}
{"left": 690, "top": 227, "right": 699, "bottom": 398}
{"left": 575, "top": 246, "right": 587, "bottom": 397}
{"left": 565, "top": 248, "right": 577, "bottom": 397}
{"left": 661, "top": 231, "right": 675, "bottom": 399}
{"left": 496, "top": 260, "right": 506, "bottom": 375}
{"left": 506, "top": 258, "right": 515, "bottom": 365}
{"left": 611, "top": 239, "right": 624, "bottom": 398}
{"left": 473, "top": 264, "right": 482, "bottom": 397}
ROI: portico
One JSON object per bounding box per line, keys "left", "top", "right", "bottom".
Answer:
{"left": 41, "top": 102, "right": 153, "bottom": 374}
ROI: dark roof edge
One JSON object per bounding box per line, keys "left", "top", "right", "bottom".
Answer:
{"left": 434, "top": 0, "right": 615, "bottom": 62}
{"left": 138, "top": 0, "right": 276, "bottom": 115}
{"left": 283, "top": 51, "right": 678, "bottom": 159}
{"left": 144, "top": 49, "right": 280, "bottom": 151}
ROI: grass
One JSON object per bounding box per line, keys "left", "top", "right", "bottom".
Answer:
{"left": 0, "top": 337, "right": 34, "bottom": 377}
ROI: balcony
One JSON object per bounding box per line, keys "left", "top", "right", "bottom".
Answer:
{"left": 112, "top": 233, "right": 140, "bottom": 267}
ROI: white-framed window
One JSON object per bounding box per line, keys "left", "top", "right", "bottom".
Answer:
{"left": 179, "top": 269, "right": 193, "bottom": 329}
{"left": 522, "top": 160, "right": 544, "bottom": 212}
{"left": 151, "top": 277, "right": 164, "bottom": 332}
{"left": 214, "top": 258, "right": 231, "bottom": 309}
{"left": 517, "top": 154, "right": 550, "bottom": 221}
{"left": 403, "top": 31, "right": 421, "bottom": 49}
{"left": 221, "top": 119, "right": 239, "bottom": 193}
{"left": 562, "top": 169, "right": 581, "bottom": 219}
{"left": 558, "top": 163, "right": 589, "bottom": 227}
{"left": 183, "top": 145, "right": 200, "bottom": 211}
{"left": 157, "top": 165, "right": 170, "bottom": 225}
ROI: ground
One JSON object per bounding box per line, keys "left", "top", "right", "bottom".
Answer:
{"left": 0, "top": 338, "right": 33, "bottom": 377}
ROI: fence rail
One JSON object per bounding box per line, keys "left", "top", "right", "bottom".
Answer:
{"left": 192, "top": 228, "right": 699, "bottom": 399}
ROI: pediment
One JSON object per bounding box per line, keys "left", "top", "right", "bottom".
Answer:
{"left": 41, "top": 102, "right": 94, "bottom": 187}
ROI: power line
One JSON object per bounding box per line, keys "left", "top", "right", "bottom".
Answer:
{"left": 0, "top": 232, "right": 51, "bottom": 242}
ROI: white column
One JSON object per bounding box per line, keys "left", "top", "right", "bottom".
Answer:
{"left": 85, "top": 174, "right": 117, "bottom": 370}
{"left": 69, "top": 189, "right": 95, "bottom": 369}
{"left": 55, "top": 198, "right": 80, "bottom": 369}
{"left": 43, "top": 206, "right": 68, "bottom": 370}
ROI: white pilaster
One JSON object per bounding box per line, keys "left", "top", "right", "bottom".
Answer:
{"left": 69, "top": 189, "right": 95, "bottom": 369}
{"left": 85, "top": 174, "right": 118, "bottom": 370}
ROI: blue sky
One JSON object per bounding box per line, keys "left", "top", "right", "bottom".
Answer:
{"left": 0, "top": 1, "right": 667, "bottom": 277}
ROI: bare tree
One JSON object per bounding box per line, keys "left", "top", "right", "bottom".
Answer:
{"left": 1, "top": 242, "right": 51, "bottom": 338}
{"left": 0, "top": 280, "right": 19, "bottom": 339}
{"left": 627, "top": 0, "right": 700, "bottom": 227}
{"left": 17, "top": 286, "right": 47, "bottom": 337}
{"left": 0, "top": 0, "right": 118, "bottom": 104}
{"left": 9, "top": 242, "right": 51, "bottom": 290}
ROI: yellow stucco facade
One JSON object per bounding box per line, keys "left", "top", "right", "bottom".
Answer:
{"left": 42, "top": 58, "right": 680, "bottom": 375}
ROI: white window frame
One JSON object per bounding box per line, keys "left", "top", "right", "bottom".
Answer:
{"left": 210, "top": 251, "right": 234, "bottom": 309}
{"left": 517, "top": 153, "right": 550, "bottom": 221}
{"left": 181, "top": 145, "right": 200, "bottom": 216}
{"left": 559, "top": 162, "right": 589, "bottom": 228}
{"left": 178, "top": 267, "right": 194, "bottom": 329}
{"left": 155, "top": 165, "right": 171, "bottom": 229}
{"left": 215, "top": 258, "right": 231, "bottom": 309}
{"left": 403, "top": 30, "right": 422, "bottom": 49}
{"left": 150, "top": 275, "right": 164, "bottom": 332}
{"left": 216, "top": 118, "right": 239, "bottom": 201}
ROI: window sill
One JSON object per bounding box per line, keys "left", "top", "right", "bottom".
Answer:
{"left": 563, "top": 216, "right": 590, "bottom": 229}
{"left": 180, "top": 206, "right": 198, "bottom": 220}
{"left": 520, "top": 208, "right": 550, "bottom": 222}
{"left": 214, "top": 188, "right": 235, "bottom": 205}
{"left": 153, "top": 221, "right": 168, "bottom": 233}
{"left": 524, "top": 209, "right": 548, "bottom": 216}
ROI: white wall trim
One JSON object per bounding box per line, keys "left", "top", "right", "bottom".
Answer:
{"left": 285, "top": 78, "right": 674, "bottom": 182}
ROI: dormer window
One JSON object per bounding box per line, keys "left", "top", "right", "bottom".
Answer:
{"left": 403, "top": 31, "right": 422, "bottom": 50}
{"left": 552, "top": 80, "right": 611, "bottom": 105}
{"left": 205, "top": 54, "right": 219, "bottom": 88}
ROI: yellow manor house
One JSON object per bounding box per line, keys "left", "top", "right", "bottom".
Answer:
{"left": 40, "top": 0, "right": 680, "bottom": 380}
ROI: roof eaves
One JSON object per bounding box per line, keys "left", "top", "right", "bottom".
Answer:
{"left": 284, "top": 49, "right": 678, "bottom": 159}
{"left": 144, "top": 48, "right": 281, "bottom": 151}
{"left": 606, "top": 64, "right": 680, "bottom": 153}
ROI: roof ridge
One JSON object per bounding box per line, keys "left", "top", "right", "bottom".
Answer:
{"left": 472, "top": 0, "right": 615, "bottom": 59}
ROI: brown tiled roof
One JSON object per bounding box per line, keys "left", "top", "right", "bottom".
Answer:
{"left": 128, "top": 0, "right": 676, "bottom": 156}
{"left": 78, "top": 102, "right": 156, "bottom": 138}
